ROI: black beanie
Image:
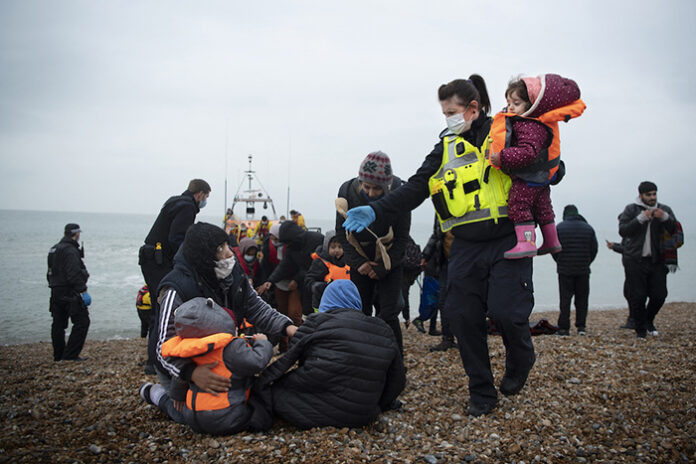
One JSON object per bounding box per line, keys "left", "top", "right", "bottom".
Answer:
{"left": 182, "top": 223, "right": 229, "bottom": 280}
{"left": 638, "top": 181, "right": 657, "bottom": 194}
{"left": 562, "top": 204, "right": 579, "bottom": 220}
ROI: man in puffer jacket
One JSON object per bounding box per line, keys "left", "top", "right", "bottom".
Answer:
{"left": 552, "top": 205, "right": 598, "bottom": 335}
{"left": 140, "top": 297, "right": 274, "bottom": 433}
{"left": 257, "top": 280, "right": 406, "bottom": 429}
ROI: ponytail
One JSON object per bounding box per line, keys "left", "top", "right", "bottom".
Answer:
{"left": 438, "top": 74, "right": 491, "bottom": 116}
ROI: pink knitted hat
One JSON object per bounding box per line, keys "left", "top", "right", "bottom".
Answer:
{"left": 522, "top": 76, "right": 542, "bottom": 104}
{"left": 358, "top": 151, "right": 393, "bottom": 192}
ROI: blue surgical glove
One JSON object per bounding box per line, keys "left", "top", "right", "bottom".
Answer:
{"left": 81, "top": 291, "right": 92, "bottom": 307}
{"left": 343, "top": 206, "right": 376, "bottom": 233}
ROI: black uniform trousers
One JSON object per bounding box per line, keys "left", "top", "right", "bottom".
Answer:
{"left": 444, "top": 234, "right": 535, "bottom": 406}
{"left": 351, "top": 265, "right": 404, "bottom": 353}
{"left": 437, "top": 264, "right": 454, "bottom": 339}
{"left": 622, "top": 256, "right": 667, "bottom": 334}
{"left": 50, "top": 287, "right": 90, "bottom": 361}
{"left": 557, "top": 274, "right": 590, "bottom": 330}
{"left": 139, "top": 248, "right": 174, "bottom": 368}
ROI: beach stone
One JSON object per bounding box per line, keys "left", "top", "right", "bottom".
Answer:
{"left": 422, "top": 454, "right": 438, "bottom": 464}
{"left": 89, "top": 444, "right": 102, "bottom": 454}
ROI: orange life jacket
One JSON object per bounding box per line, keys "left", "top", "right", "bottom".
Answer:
{"left": 490, "top": 99, "right": 586, "bottom": 184}
{"left": 161, "top": 333, "right": 250, "bottom": 411}
{"left": 310, "top": 252, "right": 350, "bottom": 282}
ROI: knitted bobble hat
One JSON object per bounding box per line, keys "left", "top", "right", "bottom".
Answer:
{"left": 358, "top": 151, "right": 393, "bottom": 192}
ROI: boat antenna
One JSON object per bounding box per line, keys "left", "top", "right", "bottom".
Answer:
{"left": 223, "top": 129, "right": 229, "bottom": 214}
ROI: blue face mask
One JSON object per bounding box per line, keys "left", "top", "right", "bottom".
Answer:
{"left": 199, "top": 198, "right": 207, "bottom": 209}
{"left": 360, "top": 189, "right": 384, "bottom": 203}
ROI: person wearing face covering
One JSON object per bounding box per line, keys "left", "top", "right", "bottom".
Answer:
{"left": 153, "top": 223, "right": 297, "bottom": 415}
{"left": 335, "top": 151, "right": 411, "bottom": 355}
{"left": 342, "top": 76, "right": 536, "bottom": 417}
{"left": 257, "top": 280, "right": 405, "bottom": 429}
{"left": 234, "top": 237, "right": 265, "bottom": 288}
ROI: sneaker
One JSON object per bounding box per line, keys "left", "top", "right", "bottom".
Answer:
{"left": 139, "top": 382, "right": 155, "bottom": 405}
{"left": 555, "top": 329, "right": 570, "bottom": 336}
{"left": 412, "top": 318, "right": 425, "bottom": 333}
{"left": 577, "top": 327, "right": 586, "bottom": 336}
{"left": 647, "top": 323, "right": 658, "bottom": 336}
{"left": 429, "top": 338, "right": 458, "bottom": 352}
{"left": 499, "top": 369, "right": 532, "bottom": 396}
{"left": 636, "top": 331, "right": 647, "bottom": 340}
{"left": 468, "top": 402, "right": 496, "bottom": 417}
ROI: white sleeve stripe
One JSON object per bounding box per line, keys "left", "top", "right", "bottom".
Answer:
{"left": 156, "top": 289, "right": 180, "bottom": 376}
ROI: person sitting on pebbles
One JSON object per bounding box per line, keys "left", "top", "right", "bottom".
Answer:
{"left": 140, "top": 296, "right": 275, "bottom": 433}
{"left": 256, "top": 280, "right": 406, "bottom": 429}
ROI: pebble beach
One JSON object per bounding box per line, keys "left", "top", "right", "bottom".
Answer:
{"left": 1, "top": 302, "right": 695, "bottom": 463}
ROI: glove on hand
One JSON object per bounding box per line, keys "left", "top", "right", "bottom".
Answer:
{"left": 343, "top": 206, "right": 376, "bottom": 233}
{"left": 81, "top": 292, "right": 92, "bottom": 307}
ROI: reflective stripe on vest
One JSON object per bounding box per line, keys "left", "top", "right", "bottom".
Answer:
{"left": 310, "top": 252, "right": 350, "bottom": 282}
{"left": 428, "top": 134, "right": 511, "bottom": 232}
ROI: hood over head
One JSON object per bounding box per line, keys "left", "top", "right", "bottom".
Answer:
{"left": 279, "top": 221, "right": 306, "bottom": 249}
{"left": 239, "top": 237, "right": 258, "bottom": 255}
{"left": 174, "top": 297, "right": 237, "bottom": 338}
{"left": 269, "top": 223, "right": 281, "bottom": 239}
{"left": 318, "top": 280, "right": 362, "bottom": 313}
{"left": 182, "top": 222, "right": 229, "bottom": 283}
{"left": 322, "top": 230, "right": 337, "bottom": 252}
{"left": 521, "top": 73, "right": 581, "bottom": 118}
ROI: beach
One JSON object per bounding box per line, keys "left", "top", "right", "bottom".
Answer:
{"left": 1, "top": 303, "right": 694, "bottom": 463}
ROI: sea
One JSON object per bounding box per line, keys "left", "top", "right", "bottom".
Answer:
{"left": 1, "top": 209, "right": 693, "bottom": 345}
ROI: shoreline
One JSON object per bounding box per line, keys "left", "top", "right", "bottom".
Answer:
{"left": 1, "top": 303, "right": 694, "bottom": 463}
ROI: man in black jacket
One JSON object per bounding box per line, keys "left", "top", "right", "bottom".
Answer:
{"left": 47, "top": 223, "right": 90, "bottom": 361}
{"left": 335, "top": 151, "right": 411, "bottom": 354}
{"left": 139, "top": 179, "right": 210, "bottom": 374}
{"left": 552, "top": 205, "right": 598, "bottom": 336}
{"left": 618, "top": 181, "right": 677, "bottom": 338}
{"left": 258, "top": 280, "right": 405, "bottom": 429}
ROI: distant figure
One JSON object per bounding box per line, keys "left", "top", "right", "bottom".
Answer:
{"left": 253, "top": 216, "right": 271, "bottom": 240}
{"left": 335, "top": 151, "right": 411, "bottom": 354}
{"left": 257, "top": 280, "right": 406, "bottom": 429}
{"left": 618, "top": 181, "right": 678, "bottom": 338}
{"left": 136, "top": 285, "right": 152, "bottom": 338}
{"left": 234, "top": 237, "right": 265, "bottom": 288}
{"left": 489, "top": 74, "right": 585, "bottom": 259}
{"left": 279, "top": 215, "right": 287, "bottom": 222}
{"left": 139, "top": 179, "right": 211, "bottom": 374}
{"left": 47, "top": 223, "right": 90, "bottom": 361}
{"left": 304, "top": 230, "right": 350, "bottom": 311}
{"left": 290, "top": 210, "right": 306, "bottom": 230}
{"left": 552, "top": 205, "right": 598, "bottom": 336}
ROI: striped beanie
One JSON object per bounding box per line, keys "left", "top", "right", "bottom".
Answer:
{"left": 358, "top": 151, "right": 393, "bottom": 192}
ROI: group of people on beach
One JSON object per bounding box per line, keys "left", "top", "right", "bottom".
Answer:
{"left": 48, "top": 71, "right": 682, "bottom": 435}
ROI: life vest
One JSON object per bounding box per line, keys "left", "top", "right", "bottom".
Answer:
{"left": 136, "top": 285, "right": 151, "bottom": 310}
{"left": 254, "top": 221, "right": 270, "bottom": 239}
{"left": 310, "top": 252, "right": 350, "bottom": 282}
{"left": 232, "top": 248, "right": 259, "bottom": 279}
{"left": 490, "top": 99, "right": 586, "bottom": 184}
{"left": 428, "top": 135, "right": 511, "bottom": 232}
{"left": 161, "top": 333, "right": 250, "bottom": 411}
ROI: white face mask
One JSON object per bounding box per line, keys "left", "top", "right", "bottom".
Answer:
{"left": 446, "top": 113, "right": 472, "bottom": 135}
{"left": 243, "top": 254, "right": 256, "bottom": 263}
{"left": 214, "top": 256, "right": 236, "bottom": 279}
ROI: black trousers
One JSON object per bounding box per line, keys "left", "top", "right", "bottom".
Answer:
{"left": 557, "top": 273, "right": 589, "bottom": 330}
{"left": 623, "top": 257, "right": 667, "bottom": 334}
{"left": 444, "top": 234, "right": 535, "bottom": 406}
{"left": 351, "top": 265, "right": 404, "bottom": 353}
{"left": 50, "top": 288, "right": 90, "bottom": 361}
{"left": 139, "top": 247, "right": 173, "bottom": 367}
{"left": 437, "top": 264, "right": 454, "bottom": 339}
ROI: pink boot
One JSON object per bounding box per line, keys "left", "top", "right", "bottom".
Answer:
{"left": 538, "top": 222, "right": 562, "bottom": 255}
{"left": 504, "top": 223, "right": 537, "bottom": 259}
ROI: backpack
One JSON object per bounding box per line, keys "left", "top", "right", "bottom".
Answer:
{"left": 403, "top": 236, "right": 422, "bottom": 272}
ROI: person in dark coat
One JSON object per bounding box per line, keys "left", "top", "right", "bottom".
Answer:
{"left": 335, "top": 151, "right": 411, "bottom": 354}
{"left": 618, "top": 181, "right": 678, "bottom": 338}
{"left": 139, "top": 179, "right": 211, "bottom": 374}
{"left": 258, "top": 221, "right": 324, "bottom": 320}
{"left": 552, "top": 205, "right": 598, "bottom": 335}
{"left": 257, "top": 280, "right": 406, "bottom": 429}
{"left": 47, "top": 223, "right": 91, "bottom": 361}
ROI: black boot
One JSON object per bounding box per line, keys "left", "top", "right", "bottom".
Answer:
{"left": 620, "top": 317, "right": 636, "bottom": 330}
{"left": 429, "top": 337, "right": 458, "bottom": 352}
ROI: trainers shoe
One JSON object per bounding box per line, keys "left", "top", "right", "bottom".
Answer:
{"left": 499, "top": 369, "right": 532, "bottom": 396}
{"left": 647, "top": 323, "right": 658, "bottom": 336}
{"left": 468, "top": 402, "right": 496, "bottom": 417}
{"left": 429, "top": 338, "right": 458, "bottom": 352}
{"left": 139, "top": 382, "right": 155, "bottom": 405}
{"left": 555, "top": 329, "right": 570, "bottom": 336}
{"left": 412, "top": 318, "right": 425, "bottom": 333}
{"left": 636, "top": 331, "right": 647, "bottom": 340}
{"left": 577, "top": 327, "right": 586, "bottom": 336}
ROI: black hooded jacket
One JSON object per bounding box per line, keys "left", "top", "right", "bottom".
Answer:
{"left": 144, "top": 190, "right": 200, "bottom": 261}
{"left": 257, "top": 308, "right": 405, "bottom": 429}
{"left": 335, "top": 175, "right": 411, "bottom": 278}
{"left": 267, "top": 221, "right": 323, "bottom": 286}
{"left": 552, "top": 215, "right": 598, "bottom": 275}
{"left": 47, "top": 237, "right": 89, "bottom": 292}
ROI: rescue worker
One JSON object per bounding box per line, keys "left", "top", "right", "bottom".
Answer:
{"left": 336, "top": 151, "right": 411, "bottom": 354}
{"left": 136, "top": 285, "right": 152, "bottom": 338}
{"left": 139, "top": 179, "right": 210, "bottom": 375}
{"left": 47, "top": 223, "right": 91, "bottom": 361}
{"left": 304, "top": 230, "right": 350, "bottom": 311}
{"left": 343, "top": 76, "right": 536, "bottom": 417}
{"left": 253, "top": 216, "right": 271, "bottom": 241}
{"left": 290, "top": 210, "right": 306, "bottom": 230}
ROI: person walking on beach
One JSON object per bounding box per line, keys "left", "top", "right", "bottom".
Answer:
{"left": 342, "top": 76, "right": 536, "bottom": 417}
{"left": 47, "top": 223, "right": 91, "bottom": 361}
{"left": 552, "top": 205, "right": 598, "bottom": 336}
{"left": 618, "top": 181, "right": 678, "bottom": 338}
{"left": 139, "top": 179, "right": 211, "bottom": 374}
{"left": 335, "top": 151, "right": 411, "bottom": 354}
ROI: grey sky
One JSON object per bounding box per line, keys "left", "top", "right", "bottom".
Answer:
{"left": 1, "top": 1, "right": 694, "bottom": 231}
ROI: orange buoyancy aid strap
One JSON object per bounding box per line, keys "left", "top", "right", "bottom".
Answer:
{"left": 161, "top": 333, "right": 236, "bottom": 358}
{"left": 311, "top": 252, "right": 319, "bottom": 260}
{"left": 538, "top": 99, "right": 586, "bottom": 125}
{"left": 315, "top": 256, "right": 351, "bottom": 282}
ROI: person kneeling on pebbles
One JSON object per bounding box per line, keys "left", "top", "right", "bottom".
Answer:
{"left": 256, "top": 280, "right": 406, "bottom": 429}
{"left": 140, "top": 297, "right": 275, "bottom": 433}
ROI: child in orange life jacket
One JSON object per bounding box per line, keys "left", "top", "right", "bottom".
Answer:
{"left": 139, "top": 296, "right": 275, "bottom": 434}
{"left": 304, "top": 230, "right": 350, "bottom": 311}
{"left": 234, "top": 237, "right": 265, "bottom": 288}
{"left": 489, "top": 74, "right": 585, "bottom": 259}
